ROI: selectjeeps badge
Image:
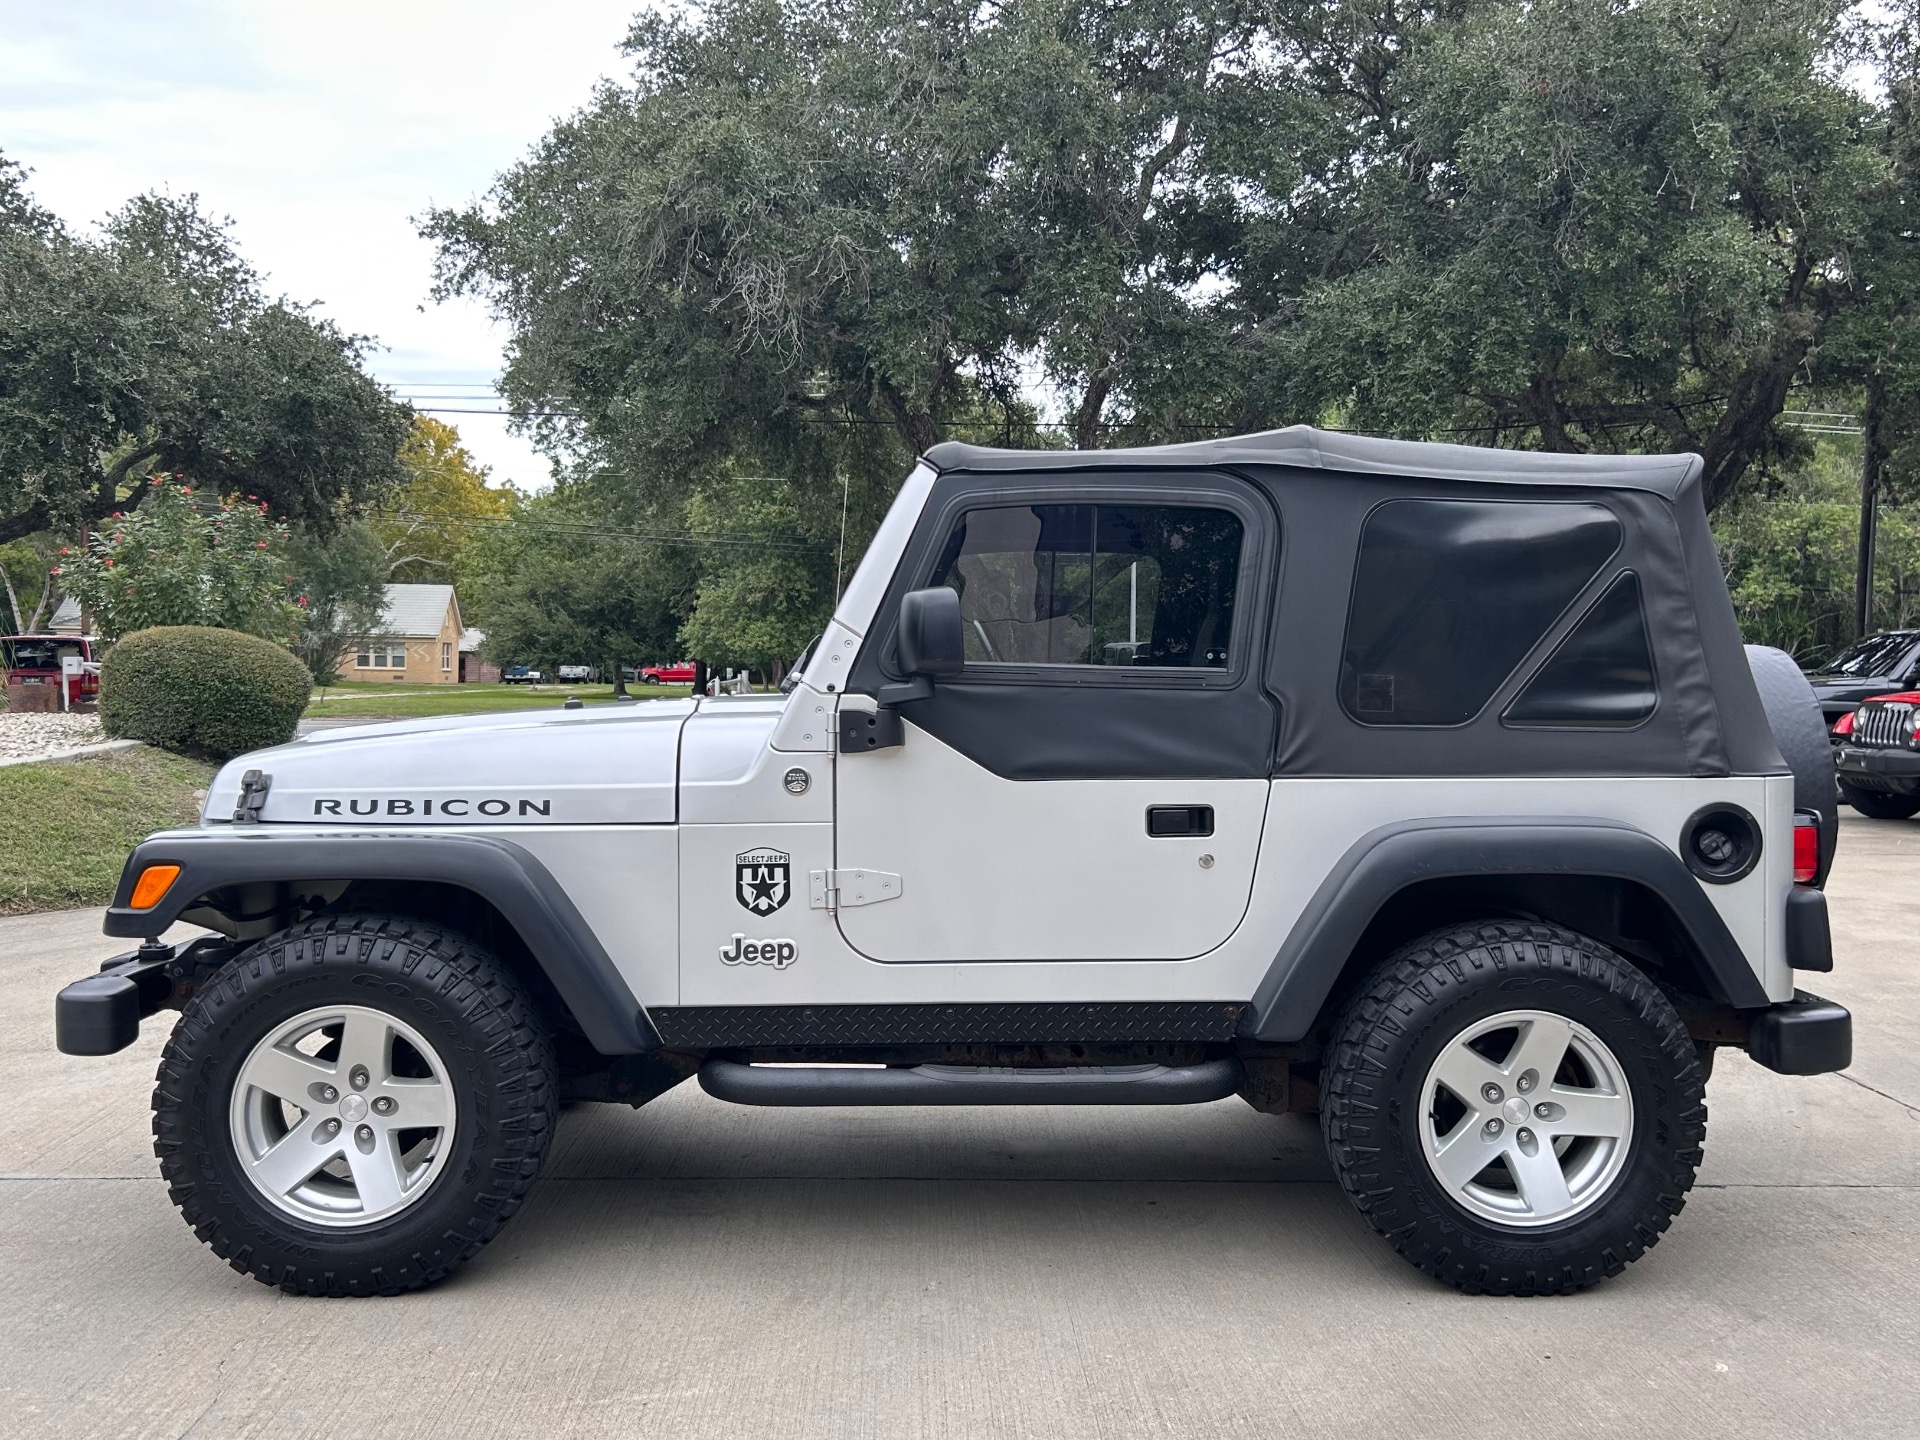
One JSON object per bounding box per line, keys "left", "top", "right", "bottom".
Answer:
{"left": 735, "top": 848, "right": 791, "bottom": 914}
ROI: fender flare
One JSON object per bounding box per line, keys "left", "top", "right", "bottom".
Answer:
{"left": 1240, "top": 816, "right": 1770, "bottom": 1043}
{"left": 103, "top": 829, "right": 658, "bottom": 1054}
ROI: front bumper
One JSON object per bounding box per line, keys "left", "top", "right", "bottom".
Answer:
{"left": 54, "top": 938, "right": 233, "bottom": 1055}
{"left": 1835, "top": 744, "right": 1920, "bottom": 791}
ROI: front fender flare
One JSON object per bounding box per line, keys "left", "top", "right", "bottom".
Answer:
{"left": 104, "top": 829, "right": 657, "bottom": 1054}
{"left": 1240, "top": 816, "right": 1769, "bottom": 1043}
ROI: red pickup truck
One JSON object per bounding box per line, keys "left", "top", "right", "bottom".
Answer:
{"left": 638, "top": 662, "right": 696, "bottom": 686}
{"left": 3, "top": 633, "right": 100, "bottom": 707}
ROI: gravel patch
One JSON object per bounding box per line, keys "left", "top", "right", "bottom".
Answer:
{"left": 0, "top": 712, "right": 107, "bottom": 762}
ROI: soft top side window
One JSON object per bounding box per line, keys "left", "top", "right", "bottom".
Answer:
{"left": 1341, "top": 499, "right": 1623, "bottom": 726}
{"left": 927, "top": 503, "right": 1243, "bottom": 669}
{"left": 1503, "top": 571, "right": 1657, "bottom": 728}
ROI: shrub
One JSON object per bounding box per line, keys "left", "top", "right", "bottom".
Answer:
{"left": 100, "top": 627, "right": 312, "bottom": 760}
{"left": 56, "top": 477, "right": 296, "bottom": 642}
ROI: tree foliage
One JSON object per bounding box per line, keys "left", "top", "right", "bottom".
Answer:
{"left": 425, "top": 0, "right": 1920, "bottom": 658}
{"left": 455, "top": 488, "right": 692, "bottom": 674}
{"left": 376, "top": 416, "right": 517, "bottom": 583}
{"left": 288, "top": 522, "right": 390, "bottom": 684}
{"left": 1716, "top": 439, "right": 1920, "bottom": 659}
{"left": 57, "top": 478, "right": 294, "bottom": 642}
{"left": 428, "top": 0, "right": 1908, "bottom": 500}
{"left": 1245, "top": 0, "right": 1888, "bottom": 510}
{"left": 0, "top": 155, "right": 412, "bottom": 546}
{"left": 0, "top": 534, "right": 59, "bottom": 633}
{"left": 677, "top": 471, "right": 840, "bottom": 676}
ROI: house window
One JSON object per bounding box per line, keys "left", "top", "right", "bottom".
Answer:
{"left": 441, "top": 642, "right": 452, "bottom": 671}
{"left": 356, "top": 645, "right": 405, "bottom": 669}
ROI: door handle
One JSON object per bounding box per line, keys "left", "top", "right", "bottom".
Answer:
{"left": 1146, "top": 805, "right": 1214, "bottom": 837}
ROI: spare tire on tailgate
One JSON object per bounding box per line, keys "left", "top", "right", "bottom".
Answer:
{"left": 1745, "top": 644, "right": 1837, "bottom": 885}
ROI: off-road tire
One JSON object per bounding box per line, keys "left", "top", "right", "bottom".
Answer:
{"left": 1838, "top": 782, "right": 1920, "bottom": 820}
{"left": 152, "top": 914, "right": 557, "bottom": 1295}
{"left": 1321, "top": 920, "right": 1706, "bottom": 1295}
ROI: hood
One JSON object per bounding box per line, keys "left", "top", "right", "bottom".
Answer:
{"left": 1810, "top": 674, "right": 1908, "bottom": 703}
{"left": 204, "top": 698, "right": 698, "bottom": 826}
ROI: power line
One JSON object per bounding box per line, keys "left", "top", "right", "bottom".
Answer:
{"left": 379, "top": 509, "right": 826, "bottom": 553}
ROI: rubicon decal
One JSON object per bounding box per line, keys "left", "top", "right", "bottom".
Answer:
{"left": 312, "top": 797, "right": 554, "bottom": 818}
{"left": 720, "top": 935, "right": 797, "bottom": 968}
{"left": 735, "top": 848, "right": 791, "bottom": 915}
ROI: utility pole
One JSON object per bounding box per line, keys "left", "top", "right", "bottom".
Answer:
{"left": 1855, "top": 379, "right": 1885, "bottom": 641}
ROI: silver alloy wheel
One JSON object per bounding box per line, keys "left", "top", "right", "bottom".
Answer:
{"left": 228, "top": 1004, "right": 456, "bottom": 1228}
{"left": 1418, "top": 1009, "right": 1634, "bottom": 1228}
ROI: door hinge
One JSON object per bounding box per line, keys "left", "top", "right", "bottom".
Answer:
{"left": 810, "top": 868, "right": 904, "bottom": 911}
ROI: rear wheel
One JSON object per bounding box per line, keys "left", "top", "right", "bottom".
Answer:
{"left": 152, "top": 915, "right": 556, "bottom": 1295}
{"left": 1838, "top": 782, "right": 1920, "bottom": 820}
{"left": 1321, "top": 921, "right": 1706, "bottom": 1295}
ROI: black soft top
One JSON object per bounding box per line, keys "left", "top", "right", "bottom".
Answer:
{"left": 906, "top": 425, "right": 1782, "bottom": 780}
{"left": 927, "top": 425, "right": 1704, "bottom": 499}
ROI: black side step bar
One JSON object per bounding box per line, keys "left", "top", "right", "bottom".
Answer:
{"left": 697, "top": 1057, "right": 1243, "bottom": 1107}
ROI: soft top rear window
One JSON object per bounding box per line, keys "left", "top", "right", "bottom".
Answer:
{"left": 1341, "top": 499, "right": 1623, "bottom": 726}
{"left": 1503, "top": 572, "right": 1657, "bottom": 728}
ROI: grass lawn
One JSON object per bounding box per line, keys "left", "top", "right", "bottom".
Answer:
{"left": 304, "top": 680, "right": 692, "bottom": 720}
{"left": 0, "top": 746, "right": 214, "bottom": 915}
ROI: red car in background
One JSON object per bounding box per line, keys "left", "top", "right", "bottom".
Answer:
{"left": 637, "top": 662, "right": 696, "bottom": 686}
{"left": 2, "top": 633, "right": 101, "bottom": 707}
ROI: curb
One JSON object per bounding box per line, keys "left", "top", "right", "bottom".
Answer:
{"left": 0, "top": 739, "right": 144, "bottom": 769}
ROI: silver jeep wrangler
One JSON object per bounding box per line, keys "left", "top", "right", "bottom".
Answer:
{"left": 57, "top": 427, "right": 1848, "bottom": 1296}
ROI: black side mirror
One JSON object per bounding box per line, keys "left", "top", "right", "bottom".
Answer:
{"left": 897, "top": 587, "right": 964, "bottom": 678}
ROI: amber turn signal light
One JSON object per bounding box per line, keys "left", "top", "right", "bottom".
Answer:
{"left": 128, "top": 864, "right": 181, "bottom": 910}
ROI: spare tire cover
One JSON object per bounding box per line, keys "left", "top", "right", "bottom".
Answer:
{"left": 1745, "top": 644, "right": 1837, "bottom": 886}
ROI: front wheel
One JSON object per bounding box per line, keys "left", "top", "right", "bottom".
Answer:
{"left": 152, "top": 915, "right": 557, "bottom": 1295}
{"left": 1321, "top": 921, "right": 1706, "bottom": 1295}
{"left": 1839, "top": 782, "right": 1920, "bottom": 820}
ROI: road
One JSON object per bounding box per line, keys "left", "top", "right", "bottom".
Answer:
{"left": 1, "top": 815, "right": 1914, "bottom": 1439}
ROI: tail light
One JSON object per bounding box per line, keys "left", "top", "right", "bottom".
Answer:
{"left": 1792, "top": 814, "right": 1820, "bottom": 885}
{"left": 1831, "top": 709, "right": 1855, "bottom": 737}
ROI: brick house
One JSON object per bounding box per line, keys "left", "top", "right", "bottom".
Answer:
{"left": 459, "top": 628, "right": 499, "bottom": 683}
{"left": 350, "top": 584, "right": 465, "bottom": 684}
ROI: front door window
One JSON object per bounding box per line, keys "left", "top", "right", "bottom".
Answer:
{"left": 927, "top": 504, "right": 1243, "bottom": 670}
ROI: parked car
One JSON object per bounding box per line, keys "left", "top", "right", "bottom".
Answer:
{"left": 1805, "top": 630, "right": 1920, "bottom": 735}
{"left": 2, "top": 633, "right": 100, "bottom": 707}
{"left": 501, "top": 665, "right": 545, "bottom": 685}
{"left": 56, "top": 425, "right": 1847, "bottom": 1299}
{"left": 1831, "top": 691, "right": 1920, "bottom": 818}
{"left": 638, "top": 662, "right": 696, "bottom": 686}
{"left": 556, "top": 665, "right": 599, "bottom": 682}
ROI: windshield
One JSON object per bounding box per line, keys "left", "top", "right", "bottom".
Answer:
{"left": 1819, "top": 632, "right": 1919, "bottom": 677}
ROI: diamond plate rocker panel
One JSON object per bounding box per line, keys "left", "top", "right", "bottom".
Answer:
{"left": 648, "top": 1002, "right": 1247, "bottom": 1049}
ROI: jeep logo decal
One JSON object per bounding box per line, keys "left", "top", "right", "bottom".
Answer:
{"left": 735, "top": 848, "right": 791, "bottom": 915}
{"left": 720, "top": 935, "right": 797, "bottom": 968}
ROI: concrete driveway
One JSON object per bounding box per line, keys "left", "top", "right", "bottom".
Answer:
{"left": 2, "top": 816, "right": 1914, "bottom": 1440}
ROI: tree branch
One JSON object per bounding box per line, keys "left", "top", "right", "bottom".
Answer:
{"left": 0, "top": 500, "right": 53, "bottom": 547}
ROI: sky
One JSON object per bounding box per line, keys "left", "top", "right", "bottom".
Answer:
{"left": 0, "top": 0, "right": 646, "bottom": 492}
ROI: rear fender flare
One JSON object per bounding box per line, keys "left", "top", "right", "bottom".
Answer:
{"left": 1240, "top": 816, "right": 1769, "bottom": 1042}
{"left": 104, "top": 830, "right": 657, "bottom": 1054}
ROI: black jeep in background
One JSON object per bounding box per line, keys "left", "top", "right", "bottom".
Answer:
{"left": 1805, "top": 631, "right": 1920, "bottom": 734}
